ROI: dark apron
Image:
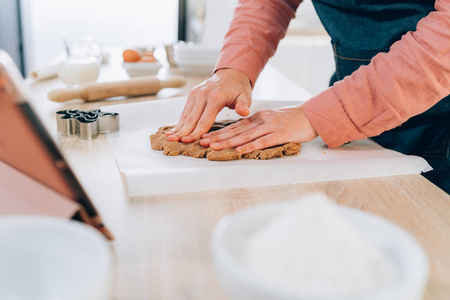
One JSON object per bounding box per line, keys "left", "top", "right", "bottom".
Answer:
{"left": 312, "top": 0, "right": 450, "bottom": 193}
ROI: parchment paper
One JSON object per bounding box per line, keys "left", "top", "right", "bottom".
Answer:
{"left": 103, "top": 97, "right": 431, "bottom": 197}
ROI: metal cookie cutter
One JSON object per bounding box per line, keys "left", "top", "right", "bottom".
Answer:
{"left": 56, "top": 109, "right": 119, "bottom": 140}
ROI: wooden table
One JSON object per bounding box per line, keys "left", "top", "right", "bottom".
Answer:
{"left": 26, "top": 52, "right": 450, "bottom": 300}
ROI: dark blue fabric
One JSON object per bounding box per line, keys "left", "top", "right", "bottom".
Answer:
{"left": 312, "top": 0, "right": 449, "bottom": 193}
{"left": 312, "top": 0, "right": 435, "bottom": 50}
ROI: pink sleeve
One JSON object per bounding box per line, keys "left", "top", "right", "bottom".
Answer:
{"left": 215, "top": 0, "right": 302, "bottom": 86}
{"left": 303, "top": 0, "right": 450, "bottom": 148}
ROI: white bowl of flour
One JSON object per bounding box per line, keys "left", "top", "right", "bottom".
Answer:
{"left": 211, "top": 193, "right": 428, "bottom": 300}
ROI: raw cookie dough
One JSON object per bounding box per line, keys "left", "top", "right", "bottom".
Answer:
{"left": 150, "top": 121, "right": 301, "bottom": 161}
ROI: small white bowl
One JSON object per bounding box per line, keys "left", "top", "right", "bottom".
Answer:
{"left": 123, "top": 61, "right": 162, "bottom": 77}
{"left": 211, "top": 201, "right": 429, "bottom": 300}
{"left": 0, "top": 216, "right": 112, "bottom": 300}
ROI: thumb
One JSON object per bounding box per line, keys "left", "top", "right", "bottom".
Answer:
{"left": 234, "top": 92, "right": 251, "bottom": 117}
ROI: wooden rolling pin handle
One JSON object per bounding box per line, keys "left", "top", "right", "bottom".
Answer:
{"left": 47, "top": 75, "right": 187, "bottom": 102}
{"left": 47, "top": 87, "right": 86, "bottom": 103}
{"left": 160, "top": 76, "right": 186, "bottom": 89}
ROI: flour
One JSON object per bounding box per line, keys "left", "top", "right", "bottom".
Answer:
{"left": 244, "top": 193, "right": 398, "bottom": 298}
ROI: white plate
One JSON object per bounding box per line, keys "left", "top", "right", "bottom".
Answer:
{"left": 178, "top": 62, "right": 215, "bottom": 76}
{"left": 177, "top": 46, "right": 220, "bottom": 54}
{"left": 177, "top": 52, "right": 219, "bottom": 60}
{"left": 177, "top": 58, "right": 218, "bottom": 65}
{"left": 212, "top": 201, "right": 429, "bottom": 300}
{"left": 0, "top": 216, "right": 112, "bottom": 300}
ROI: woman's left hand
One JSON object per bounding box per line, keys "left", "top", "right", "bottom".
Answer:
{"left": 199, "top": 106, "right": 318, "bottom": 154}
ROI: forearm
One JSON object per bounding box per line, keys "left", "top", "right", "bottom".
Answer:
{"left": 215, "top": 0, "right": 302, "bottom": 86}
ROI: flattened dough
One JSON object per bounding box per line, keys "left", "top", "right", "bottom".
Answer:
{"left": 150, "top": 121, "right": 301, "bottom": 161}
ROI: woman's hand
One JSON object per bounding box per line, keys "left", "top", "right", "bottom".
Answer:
{"left": 199, "top": 106, "right": 318, "bottom": 154}
{"left": 165, "top": 68, "right": 252, "bottom": 143}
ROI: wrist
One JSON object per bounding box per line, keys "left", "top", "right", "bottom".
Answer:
{"left": 297, "top": 106, "right": 318, "bottom": 141}
{"left": 215, "top": 68, "right": 252, "bottom": 88}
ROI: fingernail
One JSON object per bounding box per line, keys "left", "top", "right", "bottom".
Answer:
{"left": 199, "top": 139, "right": 210, "bottom": 147}
{"left": 167, "top": 135, "right": 179, "bottom": 141}
{"left": 202, "top": 133, "right": 211, "bottom": 138}
{"left": 210, "top": 142, "right": 219, "bottom": 149}
{"left": 165, "top": 129, "right": 177, "bottom": 135}
{"left": 181, "top": 136, "right": 194, "bottom": 143}
{"left": 201, "top": 138, "right": 210, "bottom": 144}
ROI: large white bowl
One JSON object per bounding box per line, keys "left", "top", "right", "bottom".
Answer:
{"left": 211, "top": 201, "right": 429, "bottom": 300}
{"left": 0, "top": 216, "right": 112, "bottom": 300}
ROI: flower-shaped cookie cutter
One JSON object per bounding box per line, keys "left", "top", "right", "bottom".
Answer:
{"left": 56, "top": 109, "right": 119, "bottom": 140}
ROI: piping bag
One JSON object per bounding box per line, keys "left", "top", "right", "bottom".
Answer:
{"left": 47, "top": 75, "right": 186, "bottom": 102}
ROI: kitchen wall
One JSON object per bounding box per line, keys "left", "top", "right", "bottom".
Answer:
{"left": 22, "top": 0, "right": 334, "bottom": 95}
{"left": 20, "top": 0, "right": 178, "bottom": 73}
{"left": 0, "top": 0, "right": 24, "bottom": 73}
{"left": 200, "top": 0, "right": 335, "bottom": 96}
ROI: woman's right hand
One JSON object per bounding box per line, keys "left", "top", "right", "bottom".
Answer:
{"left": 165, "top": 68, "right": 253, "bottom": 143}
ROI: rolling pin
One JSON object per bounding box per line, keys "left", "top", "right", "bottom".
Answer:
{"left": 48, "top": 75, "right": 186, "bottom": 102}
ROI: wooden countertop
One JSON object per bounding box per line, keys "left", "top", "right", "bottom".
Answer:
{"left": 26, "top": 52, "right": 450, "bottom": 300}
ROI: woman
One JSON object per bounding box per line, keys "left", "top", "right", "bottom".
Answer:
{"left": 166, "top": 0, "right": 450, "bottom": 193}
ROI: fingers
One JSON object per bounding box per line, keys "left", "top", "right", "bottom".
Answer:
{"left": 202, "top": 121, "right": 239, "bottom": 139}
{"left": 181, "top": 103, "right": 222, "bottom": 143}
{"left": 203, "top": 126, "right": 283, "bottom": 155}
{"left": 164, "top": 94, "right": 196, "bottom": 137}
{"left": 236, "top": 133, "right": 280, "bottom": 154}
{"left": 165, "top": 68, "right": 253, "bottom": 143}
{"left": 201, "top": 124, "right": 269, "bottom": 150}
{"left": 199, "top": 106, "right": 318, "bottom": 154}
{"left": 167, "top": 93, "right": 251, "bottom": 143}
{"left": 178, "top": 90, "right": 252, "bottom": 142}
{"left": 167, "top": 98, "right": 207, "bottom": 141}
{"left": 234, "top": 93, "right": 251, "bottom": 117}
{"left": 174, "top": 99, "right": 195, "bottom": 133}
{"left": 200, "top": 119, "right": 258, "bottom": 146}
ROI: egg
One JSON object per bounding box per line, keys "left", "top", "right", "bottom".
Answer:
{"left": 138, "top": 53, "right": 158, "bottom": 62}
{"left": 122, "top": 49, "right": 142, "bottom": 62}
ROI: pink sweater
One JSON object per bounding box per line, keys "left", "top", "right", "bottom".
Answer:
{"left": 215, "top": 0, "right": 450, "bottom": 148}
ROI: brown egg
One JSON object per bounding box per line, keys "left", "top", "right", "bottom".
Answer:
{"left": 123, "top": 49, "right": 142, "bottom": 62}
{"left": 138, "top": 53, "right": 158, "bottom": 62}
